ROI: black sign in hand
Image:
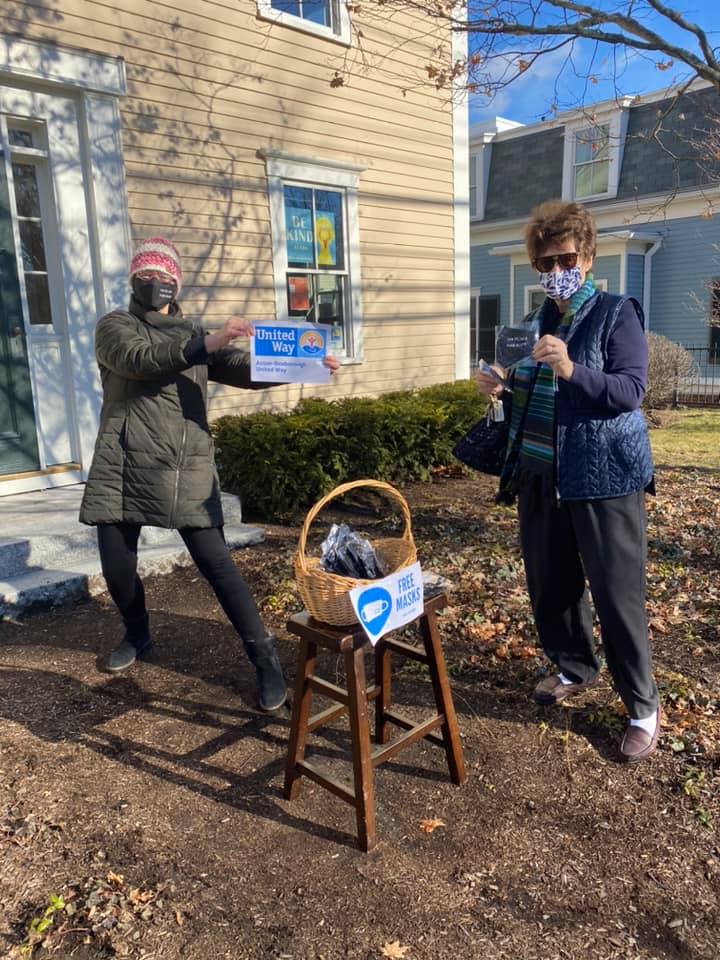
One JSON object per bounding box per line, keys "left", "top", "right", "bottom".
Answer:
{"left": 495, "top": 326, "right": 539, "bottom": 369}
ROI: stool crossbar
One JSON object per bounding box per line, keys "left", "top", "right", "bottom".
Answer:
{"left": 283, "top": 591, "right": 466, "bottom": 851}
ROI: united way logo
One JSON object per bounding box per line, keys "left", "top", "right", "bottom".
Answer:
{"left": 298, "top": 329, "right": 325, "bottom": 356}
{"left": 357, "top": 586, "right": 392, "bottom": 637}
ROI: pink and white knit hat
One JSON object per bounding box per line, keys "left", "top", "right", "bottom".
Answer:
{"left": 129, "top": 237, "right": 183, "bottom": 292}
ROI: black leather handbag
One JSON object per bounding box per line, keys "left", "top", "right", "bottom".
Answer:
{"left": 453, "top": 399, "right": 509, "bottom": 477}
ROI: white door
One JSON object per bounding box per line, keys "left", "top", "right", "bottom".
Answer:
{"left": 0, "top": 86, "right": 98, "bottom": 482}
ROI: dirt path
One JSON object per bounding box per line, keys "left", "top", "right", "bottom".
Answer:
{"left": 1, "top": 468, "right": 718, "bottom": 959}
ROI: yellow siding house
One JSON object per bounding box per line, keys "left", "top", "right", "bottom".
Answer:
{"left": 0, "top": 1, "right": 469, "bottom": 495}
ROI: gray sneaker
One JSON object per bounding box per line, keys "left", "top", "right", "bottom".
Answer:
{"left": 105, "top": 639, "right": 153, "bottom": 673}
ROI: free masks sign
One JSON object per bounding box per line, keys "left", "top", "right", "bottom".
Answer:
{"left": 349, "top": 562, "right": 424, "bottom": 645}
{"left": 251, "top": 323, "right": 331, "bottom": 384}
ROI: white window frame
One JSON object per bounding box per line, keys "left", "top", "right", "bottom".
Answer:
{"left": 524, "top": 278, "right": 608, "bottom": 315}
{"left": 469, "top": 134, "right": 493, "bottom": 221}
{"left": 261, "top": 149, "right": 365, "bottom": 362}
{"left": 562, "top": 110, "right": 627, "bottom": 202}
{"left": 256, "top": 0, "right": 352, "bottom": 46}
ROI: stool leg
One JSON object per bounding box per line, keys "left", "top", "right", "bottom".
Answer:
{"left": 345, "top": 646, "right": 377, "bottom": 852}
{"left": 420, "top": 610, "right": 467, "bottom": 785}
{"left": 284, "top": 637, "right": 318, "bottom": 801}
{"left": 374, "top": 639, "right": 392, "bottom": 745}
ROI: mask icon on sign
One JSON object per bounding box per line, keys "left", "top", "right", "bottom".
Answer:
{"left": 357, "top": 586, "right": 393, "bottom": 636}
{"left": 361, "top": 599, "right": 390, "bottom": 624}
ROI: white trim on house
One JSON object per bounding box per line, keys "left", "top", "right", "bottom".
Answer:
{"left": 80, "top": 93, "right": 133, "bottom": 316}
{"left": 256, "top": 0, "right": 352, "bottom": 46}
{"left": 488, "top": 230, "right": 662, "bottom": 261}
{"left": 0, "top": 35, "right": 126, "bottom": 96}
{"left": 0, "top": 35, "right": 130, "bottom": 488}
{"left": 472, "top": 81, "right": 711, "bottom": 146}
{"left": 469, "top": 134, "right": 493, "bottom": 222}
{"left": 452, "top": 23, "right": 470, "bottom": 380}
{"left": 642, "top": 240, "right": 662, "bottom": 331}
{"left": 261, "top": 150, "right": 365, "bottom": 362}
{"left": 471, "top": 190, "right": 717, "bottom": 244}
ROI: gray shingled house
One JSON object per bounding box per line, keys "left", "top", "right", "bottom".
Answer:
{"left": 468, "top": 82, "right": 720, "bottom": 370}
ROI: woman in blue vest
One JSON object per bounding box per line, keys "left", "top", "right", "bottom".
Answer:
{"left": 476, "top": 200, "right": 659, "bottom": 763}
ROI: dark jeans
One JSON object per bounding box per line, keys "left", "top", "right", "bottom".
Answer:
{"left": 517, "top": 479, "right": 658, "bottom": 720}
{"left": 97, "top": 523, "right": 267, "bottom": 648}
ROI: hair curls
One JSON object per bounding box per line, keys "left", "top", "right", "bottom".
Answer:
{"left": 524, "top": 200, "right": 597, "bottom": 264}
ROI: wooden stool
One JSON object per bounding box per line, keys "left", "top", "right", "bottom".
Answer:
{"left": 283, "top": 591, "right": 466, "bottom": 851}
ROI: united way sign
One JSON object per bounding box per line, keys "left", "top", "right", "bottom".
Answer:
{"left": 251, "top": 322, "right": 331, "bottom": 384}
{"left": 349, "top": 562, "right": 424, "bottom": 645}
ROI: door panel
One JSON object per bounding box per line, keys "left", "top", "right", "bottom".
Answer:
{"left": 0, "top": 153, "right": 39, "bottom": 475}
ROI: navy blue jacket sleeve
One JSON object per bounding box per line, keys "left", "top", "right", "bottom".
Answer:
{"left": 563, "top": 300, "right": 647, "bottom": 413}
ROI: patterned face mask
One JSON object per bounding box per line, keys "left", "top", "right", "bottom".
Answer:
{"left": 539, "top": 265, "right": 584, "bottom": 300}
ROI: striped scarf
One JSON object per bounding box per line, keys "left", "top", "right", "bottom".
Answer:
{"left": 506, "top": 277, "right": 598, "bottom": 477}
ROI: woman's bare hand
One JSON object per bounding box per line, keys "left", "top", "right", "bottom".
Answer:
{"left": 205, "top": 316, "right": 255, "bottom": 354}
{"left": 474, "top": 364, "right": 506, "bottom": 397}
{"left": 532, "top": 334, "right": 574, "bottom": 380}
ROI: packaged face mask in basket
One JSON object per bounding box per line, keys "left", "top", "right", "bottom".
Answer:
{"left": 319, "top": 523, "right": 388, "bottom": 579}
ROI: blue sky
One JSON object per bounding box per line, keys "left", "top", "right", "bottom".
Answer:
{"left": 469, "top": 0, "right": 720, "bottom": 127}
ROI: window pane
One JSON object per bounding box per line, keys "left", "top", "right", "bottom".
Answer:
{"left": 25, "top": 273, "right": 52, "bottom": 325}
{"left": 284, "top": 185, "right": 314, "bottom": 268}
{"left": 470, "top": 295, "right": 498, "bottom": 364}
{"left": 303, "top": 0, "right": 331, "bottom": 25}
{"left": 271, "top": 0, "right": 301, "bottom": 14}
{"left": 12, "top": 163, "right": 41, "bottom": 218}
{"left": 574, "top": 129, "right": 594, "bottom": 165}
{"left": 591, "top": 160, "right": 609, "bottom": 195}
{"left": 287, "top": 273, "right": 313, "bottom": 318}
{"left": 9, "top": 127, "right": 34, "bottom": 148}
{"left": 286, "top": 273, "right": 346, "bottom": 351}
{"left": 469, "top": 296, "right": 478, "bottom": 363}
{"left": 575, "top": 124, "right": 609, "bottom": 165}
{"left": 316, "top": 274, "right": 346, "bottom": 352}
{"left": 530, "top": 290, "right": 545, "bottom": 312}
{"left": 19, "top": 220, "right": 48, "bottom": 271}
{"left": 574, "top": 163, "right": 593, "bottom": 198}
{"left": 315, "top": 189, "right": 344, "bottom": 270}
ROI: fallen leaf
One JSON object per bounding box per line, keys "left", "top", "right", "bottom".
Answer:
{"left": 380, "top": 941, "right": 411, "bottom": 959}
{"left": 419, "top": 818, "right": 445, "bottom": 834}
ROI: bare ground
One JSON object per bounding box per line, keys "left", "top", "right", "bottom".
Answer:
{"left": 1, "top": 467, "right": 718, "bottom": 960}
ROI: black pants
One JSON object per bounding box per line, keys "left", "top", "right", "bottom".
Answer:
{"left": 97, "top": 523, "right": 267, "bottom": 648}
{"left": 518, "top": 479, "right": 658, "bottom": 719}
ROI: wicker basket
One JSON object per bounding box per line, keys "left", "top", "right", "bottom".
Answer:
{"left": 294, "top": 478, "right": 417, "bottom": 626}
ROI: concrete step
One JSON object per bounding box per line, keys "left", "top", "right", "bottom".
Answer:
{"left": 0, "top": 523, "right": 264, "bottom": 619}
{"left": 0, "top": 484, "right": 265, "bottom": 619}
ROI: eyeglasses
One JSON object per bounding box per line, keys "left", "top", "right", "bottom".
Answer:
{"left": 135, "top": 270, "right": 174, "bottom": 282}
{"left": 532, "top": 252, "right": 579, "bottom": 273}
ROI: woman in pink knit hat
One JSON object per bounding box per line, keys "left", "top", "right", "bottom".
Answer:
{"left": 80, "top": 237, "right": 339, "bottom": 711}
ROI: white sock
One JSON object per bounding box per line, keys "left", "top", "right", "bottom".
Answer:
{"left": 558, "top": 673, "right": 575, "bottom": 685}
{"left": 629, "top": 710, "right": 658, "bottom": 735}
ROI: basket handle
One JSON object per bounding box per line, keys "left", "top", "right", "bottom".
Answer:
{"left": 296, "top": 479, "right": 414, "bottom": 574}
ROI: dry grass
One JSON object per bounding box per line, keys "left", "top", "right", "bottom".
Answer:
{"left": 648, "top": 409, "right": 720, "bottom": 469}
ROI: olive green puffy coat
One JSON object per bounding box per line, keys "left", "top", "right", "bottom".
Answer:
{"left": 79, "top": 303, "right": 262, "bottom": 529}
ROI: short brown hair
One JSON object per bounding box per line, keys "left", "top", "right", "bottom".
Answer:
{"left": 524, "top": 200, "right": 597, "bottom": 264}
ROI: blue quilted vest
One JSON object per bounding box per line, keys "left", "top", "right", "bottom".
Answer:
{"left": 555, "top": 291, "right": 654, "bottom": 500}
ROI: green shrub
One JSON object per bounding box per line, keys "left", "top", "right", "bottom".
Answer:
{"left": 212, "top": 380, "right": 486, "bottom": 517}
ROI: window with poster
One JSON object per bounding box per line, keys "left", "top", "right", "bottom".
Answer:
{"left": 263, "top": 152, "right": 364, "bottom": 361}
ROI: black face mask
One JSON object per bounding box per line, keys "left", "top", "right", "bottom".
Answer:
{"left": 132, "top": 276, "right": 177, "bottom": 310}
